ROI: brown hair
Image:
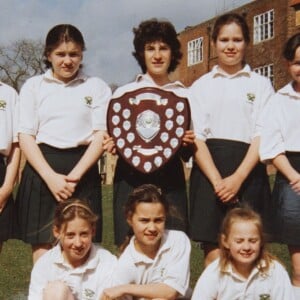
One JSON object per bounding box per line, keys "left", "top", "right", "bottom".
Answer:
{"left": 53, "top": 198, "right": 98, "bottom": 239}
{"left": 119, "top": 184, "right": 169, "bottom": 253}
{"left": 43, "top": 24, "right": 86, "bottom": 69}
{"left": 219, "top": 206, "right": 275, "bottom": 275}
{"left": 212, "top": 13, "right": 250, "bottom": 44}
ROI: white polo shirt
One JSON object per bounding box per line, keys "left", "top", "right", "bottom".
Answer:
{"left": 0, "top": 81, "right": 18, "bottom": 156}
{"left": 260, "top": 82, "right": 300, "bottom": 162}
{"left": 28, "top": 243, "right": 117, "bottom": 300}
{"left": 112, "top": 230, "right": 191, "bottom": 298}
{"left": 112, "top": 73, "right": 192, "bottom": 102}
{"left": 18, "top": 69, "right": 111, "bottom": 149}
{"left": 191, "top": 258, "right": 295, "bottom": 300}
{"left": 189, "top": 65, "right": 274, "bottom": 143}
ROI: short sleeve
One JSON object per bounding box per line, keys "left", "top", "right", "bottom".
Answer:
{"left": 191, "top": 260, "right": 219, "bottom": 300}
{"left": 92, "top": 78, "right": 111, "bottom": 131}
{"left": 18, "top": 78, "right": 39, "bottom": 135}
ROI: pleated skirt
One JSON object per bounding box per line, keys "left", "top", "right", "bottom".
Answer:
{"left": 15, "top": 144, "right": 102, "bottom": 245}
{"left": 189, "top": 139, "right": 271, "bottom": 244}
{"left": 271, "top": 152, "right": 300, "bottom": 245}
{"left": 113, "top": 155, "right": 188, "bottom": 246}
{"left": 0, "top": 154, "right": 14, "bottom": 241}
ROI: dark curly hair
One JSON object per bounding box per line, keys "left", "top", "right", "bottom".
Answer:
{"left": 43, "top": 24, "right": 86, "bottom": 69}
{"left": 132, "top": 18, "right": 182, "bottom": 73}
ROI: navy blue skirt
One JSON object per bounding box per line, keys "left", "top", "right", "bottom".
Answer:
{"left": 0, "top": 154, "right": 14, "bottom": 241}
{"left": 271, "top": 152, "right": 300, "bottom": 246}
{"left": 189, "top": 139, "right": 271, "bottom": 244}
{"left": 15, "top": 144, "right": 102, "bottom": 245}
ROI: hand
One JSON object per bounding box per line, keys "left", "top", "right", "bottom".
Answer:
{"left": 45, "top": 172, "right": 75, "bottom": 202}
{"left": 182, "top": 130, "right": 195, "bottom": 146}
{"left": 100, "top": 286, "right": 126, "bottom": 300}
{"left": 215, "top": 173, "right": 243, "bottom": 203}
{"left": 290, "top": 175, "right": 300, "bottom": 195}
{"left": 103, "top": 135, "right": 116, "bottom": 154}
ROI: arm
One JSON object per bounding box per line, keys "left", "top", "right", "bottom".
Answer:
{"left": 272, "top": 154, "right": 300, "bottom": 194}
{"left": 215, "top": 136, "right": 260, "bottom": 202}
{"left": 0, "top": 143, "right": 20, "bottom": 212}
{"left": 19, "top": 133, "right": 74, "bottom": 201}
{"left": 101, "top": 283, "right": 178, "bottom": 300}
{"left": 194, "top": 138, "right": 223, "bottom": 191}
{"left": 67, "top": 130, "right": 106, "bottom": 182}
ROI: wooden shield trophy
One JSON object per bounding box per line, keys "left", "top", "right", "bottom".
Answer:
{"left": 107, "top": 87, "right": 190, "bottom": 173}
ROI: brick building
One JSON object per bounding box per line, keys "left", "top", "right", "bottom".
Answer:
{"left": 172, "top": 0, "right": 300, "bottom": 91}
{"left": 104, "top": 0, "right": 300, "bottom": 184}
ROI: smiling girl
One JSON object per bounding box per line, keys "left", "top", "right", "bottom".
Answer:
{"left": 260, "top": 32, "right": 300, "bottom": 299}
{"left": 28, "top": 199, "right": 117, "bottom": 300}
{"left": 101, "top": 184, "right": 191, "bottom": 300}
{"left": 189, "top": 13, "right": 274, "bottom": 266}
{"left": 15, "top": 24, "right": 111, "bottom": 263}
{"left": 191, "top": 207, "right": 294, "bottom": 300}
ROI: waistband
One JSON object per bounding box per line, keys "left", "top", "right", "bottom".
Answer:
{"left": 206, "top": 138, "right": 250, "bottom": 150}
{"left": 38, "top": 143, "right": 88, "bottom": 155}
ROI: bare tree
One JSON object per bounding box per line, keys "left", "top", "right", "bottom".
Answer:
{"left": 0, "top": 39, "right": 45, "bottom": 91}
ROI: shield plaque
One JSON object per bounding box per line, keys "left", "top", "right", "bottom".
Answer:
{"left": 107, "top": 87, "right": 191, "bottom": 173}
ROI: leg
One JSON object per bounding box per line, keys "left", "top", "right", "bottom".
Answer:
{"left": 202, "top": 243, "right": 220, "bottom": 267}
{"left": 32, "top": 243, "right": 52, "bottom": 264}
{"left": 43, "top": 280, "right": 75, "bottom": 300}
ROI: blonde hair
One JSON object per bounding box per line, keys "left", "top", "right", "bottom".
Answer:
{"left": 219, "top": 207, "right": 275, "bottom": 275}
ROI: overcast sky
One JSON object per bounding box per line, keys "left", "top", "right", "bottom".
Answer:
{"left": 0, "top": 0, "right": 251, "bottom": 86}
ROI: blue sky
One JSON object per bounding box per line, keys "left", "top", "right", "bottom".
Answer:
{"left": 0, "top": 0, "right": 251, "bottom": 85}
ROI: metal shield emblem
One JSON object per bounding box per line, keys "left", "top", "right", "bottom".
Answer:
{"left": 107, "top": 87, "right": 190, "bottom": 173}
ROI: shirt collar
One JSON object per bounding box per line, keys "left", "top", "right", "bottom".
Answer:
{"left": 53, "top": 243, "right": 99, "bottom": 273}
{"left": 212, "top": 64, "right": 251, "bottom": 78}
{"left": 278, "top": 82, "right": 300, "bottom": 99}
{"left": 129, "top": 230, "right": 171, "bottom": 264}
{"left": 44, "top": 69, "right": 88, "bottom": 84}
{"left": 222, "top": 259, "right": 268, "bottom": 281}
{"left": 135, "top": 73, "right": 185, "bottom": 89}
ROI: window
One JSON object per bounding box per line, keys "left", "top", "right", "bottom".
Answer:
{"left": 254, "top": 64, "right": 274, "bottom": 85}
{"left": 253, "top": 9, "right": 274, "bottom": 43}
{"left": 187, "top": 37, "right": 203, "bottom": 66}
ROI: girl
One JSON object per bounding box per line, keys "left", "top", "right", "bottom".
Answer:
{"left": 104, "top": 18, "right": 195, "bottom": 247}
{"left": 189, "top": 13, "right": 274, "bottom": 266}
{"left": 101, "top": 184, "right": 191, "bottom": 300}
{"left": 28, "top": 199, "right": 117, "bottom": 300}
{"left": 191, "top": 207, "right": 294, "bottom": 299}
{"left": 260, "top": 32, "right": 300, "bottom": 299}
{"left": 15, "top": 24, "right": 111, "bottom": 263}
{"left": 0, "top": 81, "right": 20, "bottom": 252}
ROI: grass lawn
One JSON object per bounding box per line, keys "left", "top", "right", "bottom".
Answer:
{"left": 0, "top": 184, "right": 291, "bottom": 299}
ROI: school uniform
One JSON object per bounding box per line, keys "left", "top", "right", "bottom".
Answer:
{"left": 260, "top": 82, "right": 300, "bottom": 245}
{"left": 28, "top": 243, "right": 117, "bottom": 300}
{"left": 189, "top": 65, "right": 274, "bottom": 244}
{"left": 113, "top": 230, "right": 191, "bottom": 300}
{"left": 15, "top": 69, "right": 111, "bottom": 244}
{"left": 112, "top": 74, "right": 192, "bottom": 246}
{"left": 191, "top": 258, "right": 295, "bottom": 300}
{"left": 0, "top": 82, "right": 19, "bottom": 241}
